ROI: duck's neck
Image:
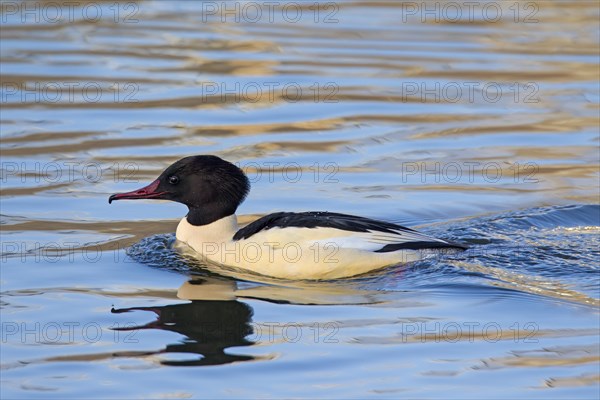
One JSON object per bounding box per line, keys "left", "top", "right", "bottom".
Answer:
{"left": 186, "top": 205, "right": 237, "bottom": 226}
{"left": 176, "top": 213, "right": 238, "bottom": 244}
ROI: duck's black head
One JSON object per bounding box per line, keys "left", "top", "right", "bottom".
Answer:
{"left": 109, "top": 155, "right": 250, "bottom": 226}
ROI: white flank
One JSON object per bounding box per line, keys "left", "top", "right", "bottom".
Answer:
{"left": 176, "top": 215, "right": 441, "bottom": 279}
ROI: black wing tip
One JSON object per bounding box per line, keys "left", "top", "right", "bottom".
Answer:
{"left": 375, "top": 241, "right": 468, "bottom": 253}
{"left": 445, "top": 241, "right": 469, "bottom": 251}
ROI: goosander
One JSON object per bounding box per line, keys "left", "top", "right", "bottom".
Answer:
{"left": 109, "top": 155, "right": 466, "bottom": 279}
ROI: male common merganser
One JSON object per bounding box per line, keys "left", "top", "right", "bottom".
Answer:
{"left": 109, "top": 155, "right": 466, "bottom": 279}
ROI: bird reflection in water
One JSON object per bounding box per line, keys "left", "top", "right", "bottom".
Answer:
{"left": 109, "top": 274, "right": 387, "bottom": 367}
{"left": 111, "top": 278, "right": 256, "bottom": 366}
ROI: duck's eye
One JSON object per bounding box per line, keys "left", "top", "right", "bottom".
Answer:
{"left": 168, "top": 175, "right": 180, "bottom": 185}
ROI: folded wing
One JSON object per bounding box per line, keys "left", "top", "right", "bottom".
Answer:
{"left": 233, "top": 211, "right": 466, "bottom": 252}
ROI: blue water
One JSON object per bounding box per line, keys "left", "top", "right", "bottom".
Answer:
{"left": 1, "top": 1, "right": 599, "bottom": 398}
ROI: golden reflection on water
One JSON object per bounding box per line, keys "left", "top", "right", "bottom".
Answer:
{"left": 1, "top": 0, "right": 599, "bottom": 396}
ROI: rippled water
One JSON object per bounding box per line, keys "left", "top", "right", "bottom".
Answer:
{"left": 1, "top": 1, "right": 599, "bottom": 398}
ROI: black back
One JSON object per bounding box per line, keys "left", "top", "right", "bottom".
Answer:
{"left": 233, "top": 211, "right": 417, "bottom": 240}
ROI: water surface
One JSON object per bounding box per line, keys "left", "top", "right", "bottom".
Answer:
{"left": 1, "top": 1, "right": 599, "bottom": 398}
